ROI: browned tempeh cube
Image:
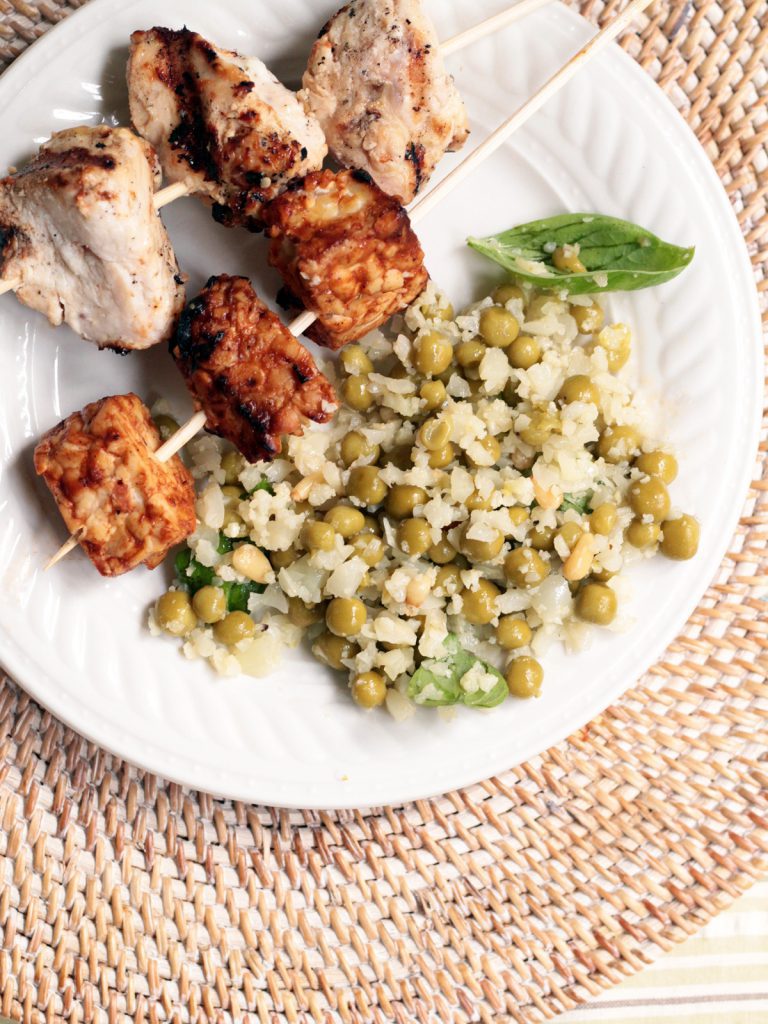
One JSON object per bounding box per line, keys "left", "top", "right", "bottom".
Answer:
{"left": 264, "top": 169, "right": 429, "bottom": 349}
{"left": 170, "top": 275, "right": 338, "bottom": 462}
{"left": 34, "top": 394, "right": 196, "bottom": 577}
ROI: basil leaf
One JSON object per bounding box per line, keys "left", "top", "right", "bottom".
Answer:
{"left": 217, "top": 532, "right": 235, "bottom": 554}
{"left": 174, "top": 547, "right": 214, "bottom": 593}
{"left": 249, "top": 477, "right": 274, "bottom": 495}
{"left": 560, "top": 491, "right": 593, "bottom": 515}
{"left": 222, "top": 580, "right": 265, "bottom": 612}
{"left": 467, "top": 213, "right": 694, "bottom": 294}
{"left": 407, "top": 634, "right": 508, "bottom": 709}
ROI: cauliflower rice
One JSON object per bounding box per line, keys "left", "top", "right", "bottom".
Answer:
{"left": 149, "top": 281, "right": 698, "bottom": 715}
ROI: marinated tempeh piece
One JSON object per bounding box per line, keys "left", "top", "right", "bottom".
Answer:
{"left": 128, "top": 27, "right": 327, "bottom": 230}
{"left": 34, "top": 394, "right": 196, "bottom": 577}
{"left": 301, "top": 0, "right": 469, "bottom": 203}
{"left": 171, "top": 275, "right": 338, "bottom": 462}
{"left": 264, "top": 168, "right": 429, "bottom": 350}
{"left": 0, "top": 125, "right": 184, "bottom": 351}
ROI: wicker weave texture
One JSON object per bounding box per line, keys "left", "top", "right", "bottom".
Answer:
{"left": 0, "top": 0, "right": 766, "bottom": 1021}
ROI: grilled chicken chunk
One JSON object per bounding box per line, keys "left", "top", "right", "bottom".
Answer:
{"left": 265, "top": 169, "right": 428, "bottom": 350}
{"left": 0, "top": 126, "right": 184, "bottom": 351}
{"left": 34, "top": 394, "right": 196, "bottom": 577}
{"left": 128, "top": 27, "right": 327, "bottom": 231}
{"left": 171, "top": 275, "right": 338, "bottom": 462}
{"left": 301, "top": 0, "right": 469, "bottom": 203}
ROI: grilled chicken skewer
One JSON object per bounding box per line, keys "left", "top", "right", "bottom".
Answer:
{"left": 153, "top": 0, "right": 653, "bottom": 466}
{"left": 0, "top": 125, "right": 185, "bottom": 347}
{"left": 44, "top": 0, "right": 650, "bottom": 570}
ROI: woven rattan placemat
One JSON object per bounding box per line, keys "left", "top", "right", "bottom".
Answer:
{"left": 0, "top": 0, "right": 766, "bottom": 1021}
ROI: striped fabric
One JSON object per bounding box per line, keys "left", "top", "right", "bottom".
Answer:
{"left": 563, "top": 879, "right": 768, "bottom": 1023}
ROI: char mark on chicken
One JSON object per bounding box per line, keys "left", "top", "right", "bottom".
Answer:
{"left": 301, "top": 0, "right": 469, "bottom": 203}
{"left": 34, "top": 394, "right": 196, "bottom": 577}
{"left": 0, "top": 125, "right": 185, "bottom": 351}
{"left": 171, "top": 275, "right": 338, "bottom": 462}
{"left": 128, "top": 27, "right": 327, "bottom": 231}
{"left": 264, "top": 168, "right": 429, "bottom": 350}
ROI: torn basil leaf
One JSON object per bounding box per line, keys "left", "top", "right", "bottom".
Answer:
{"left": 408, "top": 634, "right": 508, "bottom": 709}
{"left": 468, "top": 213, "right": 694, "bottom": 294}
{"left": 560, "top": 491, "right": 594, "bottom": 515}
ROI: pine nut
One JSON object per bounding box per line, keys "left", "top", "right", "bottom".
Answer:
{"left": 563, "top": 533, "right": 596, "bottom": 581}
{"left": 232, "top": 544, "right": 273, "bottom": 584}
{"left": 533, "top": 478, "right": 563, "bottom": 510}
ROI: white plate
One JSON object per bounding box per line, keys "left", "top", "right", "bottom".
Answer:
{"left": 0, "top": 0, "right": 761, "bottom": 808}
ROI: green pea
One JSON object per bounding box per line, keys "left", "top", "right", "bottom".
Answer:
{"left": 590, "top": 503, "right": 617, "bottom": 536}
{"left": 508, "top": 335, "right": 541, "bottom": 370}
{"left": 461, "top": 579, "right": 500, "bottom": 625}
{"left": 493, "top": 283, "right": 524, "bottom": 305}
{"left": 385, "top": 485, "right": 427, "bottom": 520}
{"left": 340, "top": 345, "right": 373, "bottom": 376}
{"left": 301, "top": 520, "right": 337, "bottom": 552}
{"left": 466, "top": 435, "right": 501, "bottom": 467}
{"left": 628, "top": 477, "right": 670, "bottom": 522}
{"left": 420, "top": 379, "right": 447, "bottom": 410}
{"left": 558, "top": 374, "right": 600, "bottom": 407}
{"left": 626, "top": 519, "right": 660, "bottom": 549}
{"left": 597, "top": 425, "right": 641, "bottom": 463}
{"left": 414, "top": 331, "right": 453, "bottom": 376}
{"left": 519, "top": 411, "right": 559, "bottom": 447}
{"left": 552, "top": 245, "right": 586, "bottom": 273}
{"left": 461, "top": 524, "right": 504, "bottom": 563}
{"left": 156, "top": 591, "right": 197, "bottom": 637}
{"left": 428, "top": 442, "right": 455, "bottom": 468}
{"left": 347, "top": 466, "right": 388, "bottom": 507}
{"left": 342, "top": 375, "right": 374, "bottom": 411}
{"left": 221, "top": 450, "right": 244, "bottom": 485}
{"left": 324, "top": 505, "right": 365, "bottom": 538}
{"left": 340, "top": 431, "right": 380, "bottom": 467}
{"left": 497, "top": 616, "right": 532, "bottom": 650}
{"left": 505, "top": 657, "right": 543, "bottom": 698}
{"left": 504, "top": 548, "right": 550, "bottom": 588}
{"left": 660, "top": 515, "right": 699, "bottom": 561}
{"left": 570, "top": 302, "right": 604, "bottom": 334}
{"left": 455, "top": 340, "right": 486, "bottom": 367}
{"left": 556, "top": 522, "right": 583, "bottom": 552}
{"left": 312, "top": 632, "right": 357, "bottom": 671}
{"left": 192, "top": 586, "right": 227, "bottom": 624}
{"left": 418, "top": 417, "right": 452, "bottom": 452}
{"left": 154, "top": 414, "right": 180, "bottom": 441}
{"left": 286, "top": 597, "right": 325, "bottom": 627}
{"left": 428, "top": 536, "right": 456, "bottom": 565}
{"left": 434, "top": 563, "right": 462, "bottom": 597}
{"left": 635, "top": 450, "right": 678, "bottom": 484}
{"left": 352, "top": 672, "right": 387, "bottom": 709}
{"left": 213, "top": 611, "right": 256, "bottom": 646}
{"left": 351, "top": 534, "right": 386, "bottom": 567}
{"left": 529, "top": 524, "right": 555, "bottom": 551}
{"left": 575, "top": 583, "right": 617, "bottom": 625}
{"left": 479, "top": 306, "right": 520, "bottom": 348}
{"left": 397, "top": 518, "right": 432, "bottom": 557}
{"left": 326, "top": 598, "right": 367, "bottom": 638}
{"left": 270, "top": 546, "right": 299, "bottom": 569}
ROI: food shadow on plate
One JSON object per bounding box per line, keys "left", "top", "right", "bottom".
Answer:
{"left": 97, "top": 45, "right": 132, "bottom": 127}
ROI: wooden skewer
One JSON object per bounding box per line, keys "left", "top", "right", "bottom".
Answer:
{"left": 44, "top": 527, "right": 85, "bottom": 571}
{"left": 44, "top": 0, "right": 646, "bottom": 569}
{"left": 440, "top": 0, "right": 555, "bottom": 57}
